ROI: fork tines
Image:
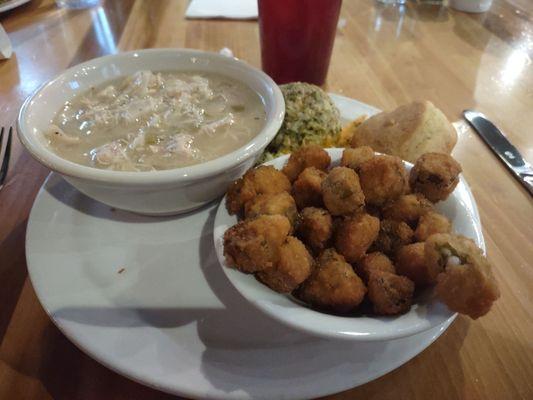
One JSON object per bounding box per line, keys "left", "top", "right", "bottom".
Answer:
{"left": 0, "top": 126, "right": 13, "bottom": 190}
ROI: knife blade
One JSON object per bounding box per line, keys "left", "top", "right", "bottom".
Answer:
{"left": 463, "top": 110, "right": 533, "bottom": 196}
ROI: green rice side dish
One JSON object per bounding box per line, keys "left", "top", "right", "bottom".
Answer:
{"left": 259, "top": 82, "right": 342, "bottom": 162}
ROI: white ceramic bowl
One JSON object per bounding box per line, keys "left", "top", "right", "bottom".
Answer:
{"left": 214, "top": 148, "right": 485, "bottom": 341}
{"left": 18, "top": 49, "right": 285, "bottom": 215}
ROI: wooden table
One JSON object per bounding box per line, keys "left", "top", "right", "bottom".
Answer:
{"left": 1, "top": 0, "right": 532, "bottom": 399}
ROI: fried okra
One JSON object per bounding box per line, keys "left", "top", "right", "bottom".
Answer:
{"left": 367, "top": 271, "right": 415, "bottom": 315}
{"left": 425, "top": 233, "right": 500, "bottom": 319}
{"left": 292, "top": 167, "right": 327, "bottom": 209}
{"left": 244, "top": 192, "right": 298, "bottom": 227}
{"left": 382, "top": 193, "right": 434, "bottom": 227}
{"left": 282, "top": 144, "right": 331, "bottom": 182}
{"left": 226, "top": 166, "right": 291, "bottom": 215}
{"left": 396, "top": 242, "right": 441, "bottom": 286}
{"left": 358, "top": 154, "right": 409, "bottom": 206}
{"left": 296, "top": 207, "right": 333, "bottom": 254}
{"left": 370, "top": 219, "right": 414, "bottom": 257}
{"left": 356, "top": 252, "right": 395, "bottom": 283}
{"left": 256, "top": 236, "right": 313, "bottom": 293}
{"left": 340, "top": 146, "right": 375, "bottom": 173}
{"left": 334, "top": 213, "right": 380, "bottom": 263}
{"left": 322, "top": 167, "right": 365, "bottom": 216}
{"left": 223, "top": 215, "right": 291, "bottom": 273}
{"left": 297, "top": 249, "right": 366, "bottom": 313}
{"left": 365, "top": 204, "right": 382, "bottom": 219}
{"left": 414, "top": 211, "right": 452, "bottom": 242}
{"left": 409, "top": 153, "right": 462, "bottom": 202}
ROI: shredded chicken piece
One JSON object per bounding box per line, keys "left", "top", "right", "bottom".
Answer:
{"left": 129, "top": 132, "right": 145, "bottom": 150}
{"left": 199, "top": 113, "right": 235, "bottom": 136}
{"left": 91, "top": 140, "right": 129, "bottom": 166}
{"left": 97, "top": 85, "right": 117, "bottom": 100}
{"left": 45, "top": 125, "right": 80, "bottom": 145}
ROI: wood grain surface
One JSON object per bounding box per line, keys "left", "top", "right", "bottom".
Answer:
{"left": 1, "top": 0, "right": 532, "bottom": 399}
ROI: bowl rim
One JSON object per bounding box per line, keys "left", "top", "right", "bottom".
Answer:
{"left": 17, "top": 48, "right": 285, "bottom": 186}
{"left": 212, "top": 148, "right": 487, "bottom": 341}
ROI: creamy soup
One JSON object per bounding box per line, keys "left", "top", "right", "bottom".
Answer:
{"left": 44, "top": 71, "right": 266, "bottom": 171}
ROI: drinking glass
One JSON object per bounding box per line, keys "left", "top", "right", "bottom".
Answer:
{"left": 258, "top": 0, "right": 342, "bottom": 86}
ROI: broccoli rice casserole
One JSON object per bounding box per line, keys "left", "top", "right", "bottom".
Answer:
{"left": 260, "top": 82, "right": 342, "bottom": 161}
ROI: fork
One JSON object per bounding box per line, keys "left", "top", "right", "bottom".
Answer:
{"left": 0, "top": 126, "right": 13, "bottom": 191}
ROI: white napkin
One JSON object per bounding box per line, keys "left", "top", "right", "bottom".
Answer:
{"left": 0, "top": 23, "right": 12, "bottom": 59}
{"left": 185, "top": 0, "right": 258, "bottom": 20}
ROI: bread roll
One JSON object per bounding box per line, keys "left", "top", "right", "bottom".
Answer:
{"left": 350, "top": 101, "right": 457, "bottom": 163}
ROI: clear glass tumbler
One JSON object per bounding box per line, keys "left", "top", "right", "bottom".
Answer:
{"left": 258, "top": 0, "right": 342, "bottom": 86}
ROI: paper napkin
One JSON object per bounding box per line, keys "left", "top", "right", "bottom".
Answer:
{"left": 185, "top": 0, "right": 258, "bottom": 20}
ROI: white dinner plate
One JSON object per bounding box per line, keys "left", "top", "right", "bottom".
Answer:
{"left": 26, "top": 95, "right": 458, "bottom": 399}
{"left": 213, "top": 149, "right": 483, "bottom": 341}
{"left": 0, "top": 0, "right": 31, "bottom": 13}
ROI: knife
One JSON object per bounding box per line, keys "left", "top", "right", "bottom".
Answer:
{"left": 463, "top": 110, "right": 533, "bottom": 196}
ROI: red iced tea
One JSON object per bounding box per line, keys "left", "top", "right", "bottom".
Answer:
{"left": 258, "top": 0, "right": 342, "bottom": 86}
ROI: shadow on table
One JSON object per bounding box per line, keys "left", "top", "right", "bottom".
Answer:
{"left": 316, "top": 316, "right": 471, "bottom": 400}
{"left": 0, "top": 220, "right": 29, "bottom": 343}
{"left": 1, "top": 0, "right": 50, "bottom": 20}
{"left": 37, "top": 322, "right": 177, "bottom": 400}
